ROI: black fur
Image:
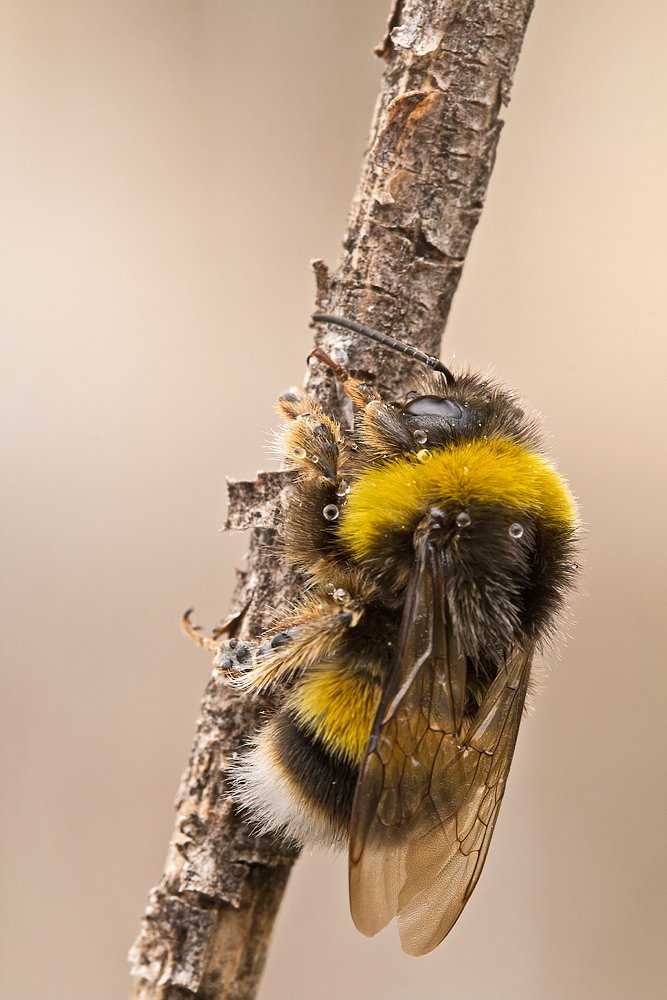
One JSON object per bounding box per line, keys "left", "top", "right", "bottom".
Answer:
{"left": 273, "top": 709, "right": 358, "bottom": 828}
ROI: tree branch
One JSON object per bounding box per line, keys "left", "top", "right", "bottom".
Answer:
{"left": 128, "top": 1, "right": 535, "bottom": 997}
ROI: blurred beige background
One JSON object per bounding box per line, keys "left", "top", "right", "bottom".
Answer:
{"left": 2, "top": 2, "right": 666, "bottom": 998}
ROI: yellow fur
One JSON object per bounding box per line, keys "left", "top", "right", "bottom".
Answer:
{"left": 292, "top": 665, "right": 381, "bottom": 765}
{"left": 339, "top": 438, "right": 577, "bottom": 560}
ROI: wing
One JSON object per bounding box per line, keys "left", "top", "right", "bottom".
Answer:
{"left": 348, "top": 533, "right": 533, "bottom": 956}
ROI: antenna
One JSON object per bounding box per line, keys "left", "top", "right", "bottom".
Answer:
{"left": 311, "top": 314, "right": 455, "bottom": 385}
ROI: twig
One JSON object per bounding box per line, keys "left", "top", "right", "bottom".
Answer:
{"left": 128, "top": 1, "right": 535, "bottom": 997}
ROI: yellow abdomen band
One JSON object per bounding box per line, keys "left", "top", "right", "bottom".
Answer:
{"left": 292, "top": 665, "right": 381, "bottom": 765}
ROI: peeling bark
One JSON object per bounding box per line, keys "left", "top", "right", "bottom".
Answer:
{"left": 129, "top": 1, "right": 535, "bottom": 997}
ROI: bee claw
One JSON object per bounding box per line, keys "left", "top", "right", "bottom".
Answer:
{"left": 181, "top": 608, "right": 219, "bottom": 653}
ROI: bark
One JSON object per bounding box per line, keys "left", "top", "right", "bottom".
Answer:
{"left": 128, "top": 1, "right": 535, "bottom": 997}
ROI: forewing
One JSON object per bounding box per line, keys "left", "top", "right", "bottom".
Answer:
{"left": 348, "top": 537, "right": 533, "bottom": 956}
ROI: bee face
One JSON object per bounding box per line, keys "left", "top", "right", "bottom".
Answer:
{"left": 229, "top": 322, "right": 578, "bottom": 956}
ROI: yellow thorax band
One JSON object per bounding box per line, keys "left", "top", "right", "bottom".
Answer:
{"left": 338, "top": 438, "right": 577, "bottom": 561}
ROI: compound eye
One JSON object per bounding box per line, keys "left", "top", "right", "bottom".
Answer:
{"left": 401, "top": 395, "right": 464, "bottom": 420}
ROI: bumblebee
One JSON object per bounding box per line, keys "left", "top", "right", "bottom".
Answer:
{"left": 225, "top": 315, "right": 578, "bottom": 956}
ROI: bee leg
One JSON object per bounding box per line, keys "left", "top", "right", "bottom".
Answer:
{"left": 182, "top": 602, "right": 250, "bottom": 653}
{"left": 277, "top": 387, "right": 347, "bottom": 484}
{"left": 181, "top": 608, "right": 219, "bottom": 652}
{"left": 308, "top": 348, "right": 382, "bottom": 408}
{"left": 237, "top": 594, "right": 364, "bottom": 695}
{"left": 358, "top": 399, "right": 416, "bottom": 457}
{"left": 213, "top": 637, "right": 259, "bottom": 678}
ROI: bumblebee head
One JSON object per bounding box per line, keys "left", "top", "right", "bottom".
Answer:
{"left": 399, "top": 393, "right": 482, "bottom": 442}
{"left": 354, "top": 370, "right": 537, "bottom": 461}
{"left": 311, "top": 313, "right": 537, "bottom": 453}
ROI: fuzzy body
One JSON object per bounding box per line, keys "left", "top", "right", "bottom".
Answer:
{"left": 230, "top": 367, "right": 577, "bottom": 852}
